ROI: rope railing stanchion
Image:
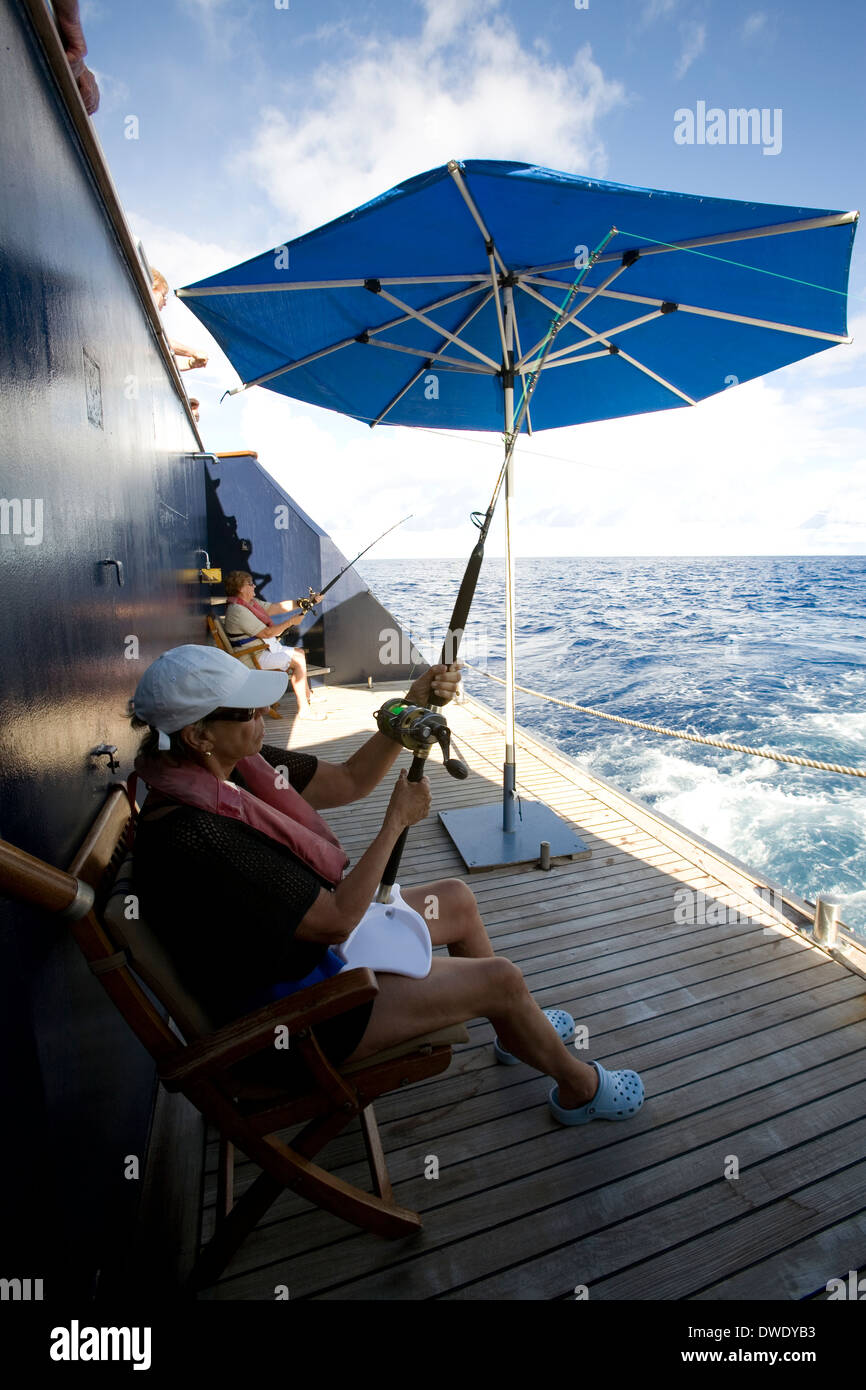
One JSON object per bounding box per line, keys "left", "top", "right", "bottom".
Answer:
{"left": 463, "top": 663, "right": 866, "bottom": 779}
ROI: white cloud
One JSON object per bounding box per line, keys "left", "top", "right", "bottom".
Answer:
{"left": 180, "top": 0, "right": 258, "bottom": 60}
{"left": 233, "top": 0, "right": 626, "bottom": 236}
{"left": 642, "top": 0, "right": 677, "bottom": 22}
{"left": 128, "top": 211, "right": 245, "bottom": 288}
{"left": 743, "top": 12, "right": 768, "bottom": 40}
{"left": 181, "top": 0, "right": 234, "bottom": 12}
{"left": 803, "top": 312, "right": 865, "bottom": 375}
{"left": 221, "top": 331, "right": 866, "bottom": 561}
{"left": 236, "top": 387, "right": 505, "bottom": 561}
{"left": 422, "top": 0, "right": 499, "bottom": 45}
{"left": 675, "top": 21, "right": 706, "bottom": 79}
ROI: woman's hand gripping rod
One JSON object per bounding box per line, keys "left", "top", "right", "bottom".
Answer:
{"left": 374, "top": 699, "right": 468, "bottom": 904}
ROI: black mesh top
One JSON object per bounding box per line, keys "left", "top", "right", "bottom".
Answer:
{"left": 132, "top": 746, "right": 343, "bottom": 1027}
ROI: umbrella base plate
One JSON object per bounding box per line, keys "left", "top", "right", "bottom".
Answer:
{"left": 438, "top": 801, "right": 590, "bottom": 873}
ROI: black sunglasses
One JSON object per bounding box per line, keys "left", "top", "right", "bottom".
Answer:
{"left": 203, "top": 707, "right": 258, "bottom": 723}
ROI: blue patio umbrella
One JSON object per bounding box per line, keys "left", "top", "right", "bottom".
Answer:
{"left": 179, "top": 160, "right": 857, "bottom": 867}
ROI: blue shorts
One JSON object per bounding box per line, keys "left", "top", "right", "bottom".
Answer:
{"left": 238, "top": 948, "right": 345, "bottom": 1011}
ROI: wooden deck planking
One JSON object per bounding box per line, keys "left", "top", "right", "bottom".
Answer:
{"left": 202, "top": 1000, "right": 866, "bottom": 1228}
{"left": 203, "top": 965, "right": 862, "bottom": 1198}
{"left": 696, "top": 1225, "right": 866, "bottom": 1301}
{"left": 199, "top": 960, "right": 856, "bottom": 1211}
{"left": 198, "top": 1023, "right": 866, "bottom": 1298}
{"left": 201, "top": 1030, "right": 866, "bottom": 1301}
{"left": 196, "top": 685, "right": 866, "bottom": 1300}
{"left": 443, "top": 1136, "right": 866, "bottom": 1302}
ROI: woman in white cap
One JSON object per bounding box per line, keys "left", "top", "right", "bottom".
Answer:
{"left": 130, "top": 646, "right": 645, "bottom": 1124}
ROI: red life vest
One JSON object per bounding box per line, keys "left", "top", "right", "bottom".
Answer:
{"left": 134, "top": 751, "right": 348, "bottom": 885}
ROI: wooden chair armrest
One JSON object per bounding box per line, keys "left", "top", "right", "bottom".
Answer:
{"left": 160, "top": 967, "right": 378, "bottom": 1088}
{"left": 206, "top": 616, "right": 269, "bottom": 659}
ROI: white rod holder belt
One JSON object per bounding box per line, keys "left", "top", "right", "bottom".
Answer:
{"left": 813, "top": 896, "right": 841, "bottom": 947}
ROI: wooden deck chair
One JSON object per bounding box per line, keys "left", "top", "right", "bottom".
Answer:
{"left": 0, "top": 787, "right": 469, "bottom": 1290}
{"left": 206, "top": 614, "right": 282, "bottom": 719}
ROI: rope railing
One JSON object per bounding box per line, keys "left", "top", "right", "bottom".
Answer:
{"left": 462, "top": 663, "right": 866, "bottom": 779}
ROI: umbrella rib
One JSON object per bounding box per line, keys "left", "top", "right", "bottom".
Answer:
{"left": 179, "top": 213, "right": 856, "bottom": 299}
{"left": 515, "top": 261, "right": 633, "bottom": 367}
{"left": 178, "top": 274, "right": 491, "bottom": 296}
{"left": 374, "top": 286, "right": 500, "bottom": 370}
{"left": 667, "top": 301, "right": 850, "bottom": 342}
{"left": 595, "top": 211, "right": 859, "bottom": 262}
{"left": 532, "top": 310, "right": 667, "bottom": 367}
{"left": 523, "top": 279, "right": 851, "bottom": 343}
{"left": 513, "top": 285, "right": 696, "bottom": 403}
{"left": 505, "top": 227, "right": 618, "bottom": 448}
{"left": 535, "top": 348, "right": 612, "bottom": 369}
{"left": 511, "top": 291, "right": 696, "bottom": 403}
{"left": 522, "top": 210, "right": 858, "bottom": 278}
{"left": 518, "top": 279, "right": 627, "bottom": 361}
{"left": 613, "top": 347, "right": 697, "bottom": 404}
{"left": 223, "top": 283, "right": 491, "bottom": 393}
{"left": 362, "top": 339, "right": 495, "bottom": 373}
{"left": 518, "top": 279, "right": 578, "bottom": 316}
{"left": 367, "top": 361, "right": 430, "bottom": 427}
{"left": 369, "top": 289, "right": 497, "bottom": 427}
{"left": 446, "top": 161, "right": 511, "bottom": 363}
{"left": 447, "top": 161, "right": 509, "bottom": 277}
{"left": 226, "top": 333, "right": 358, "bottom": 393}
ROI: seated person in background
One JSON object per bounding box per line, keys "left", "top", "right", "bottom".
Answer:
{"left": 222, "top": 569, "right": 325, "bottom": 721}
{"left": 150, "top": 269, "right": 209, "bottom": 371}
{"left": 129, "top": 645, "right": 645, "bottom": 1125}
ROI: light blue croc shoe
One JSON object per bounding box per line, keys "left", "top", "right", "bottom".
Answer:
{"left": 549, "top": 1061, "right": 645, "bottom": 1125}
{"left": 494, "top": 1007, "right": 575, "bottom": 1065}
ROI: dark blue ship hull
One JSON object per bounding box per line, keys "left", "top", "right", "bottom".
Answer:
{"left": 0, "top": 0, "right": 420, "bottom": 1299}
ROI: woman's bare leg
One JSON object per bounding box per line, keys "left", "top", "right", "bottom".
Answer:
{"left": 288, "top": 654, "right": 310, "bottom": 713}
{"left": 257, "top": 647, "right": 311, "bottom": 712}
{"left": 291, "top": 646, "right": 312, "bottom": 704}
{"left": 346, "top": 881, "right": 599, "bottom": 1108}
{"left": 401, "top": 878, "right": 494, "bottom": 959}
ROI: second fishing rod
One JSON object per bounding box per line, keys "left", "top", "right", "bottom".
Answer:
{"left": 294, "top": 513, "right": 414, "bottom": 613}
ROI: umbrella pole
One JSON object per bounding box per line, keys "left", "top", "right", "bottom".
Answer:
{"left": 502, "top": 284, "right": 517, "bottom": 834}
{"left": 440, "top": 225, "right": 621, "bottom": 870}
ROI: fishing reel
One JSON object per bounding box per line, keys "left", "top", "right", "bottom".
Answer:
{"left": 297, "top": 588, "right": 320, "bottom": 613}
{"left": 375, "top": 698, "right": 468, "bottom": 780}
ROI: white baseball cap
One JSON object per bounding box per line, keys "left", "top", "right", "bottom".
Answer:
{"left": 133, "top": 645, "right": 288, "bottom": 748}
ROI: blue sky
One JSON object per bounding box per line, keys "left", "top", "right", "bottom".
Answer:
{"left": 82, "top": 0, "right": 865, "bottom": 557}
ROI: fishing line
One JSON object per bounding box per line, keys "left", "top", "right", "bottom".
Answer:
{"left": 612, "top": 228, "right": 850, "bottom": 297}
{"left": 510, "top": 228, "right": 618, "bottom": 436}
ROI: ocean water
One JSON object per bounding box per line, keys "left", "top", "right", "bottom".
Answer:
{"left": 360, "top": 555, "right": 866, "bottom": 938}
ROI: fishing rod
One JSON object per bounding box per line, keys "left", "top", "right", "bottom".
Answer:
{"left": 374, "top": 229, "right": 617, "bottom": 901}
{"left": 296, "top": 513, "right": 414, "bottom": 611}
{"left": 374, "top": 700, "right": 468, "bottom": 904}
